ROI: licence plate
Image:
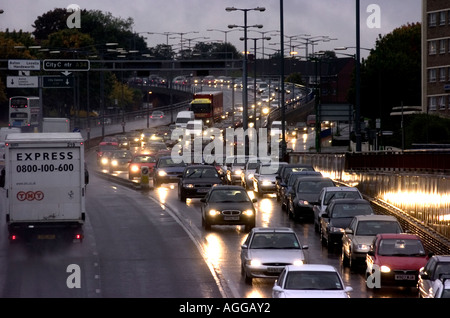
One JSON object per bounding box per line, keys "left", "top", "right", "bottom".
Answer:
{"left": 198, "top": 188, "right": 209, "bottom": 193}
{"left": 267, "top": 267, "right": 283, "bottom": 273}
{"left": 224, "top": 216, "right": 239, "bottom": 221}
{"left": 395, "top": 274, "right": 415, "bottom": 280}
{"left": 37, "top": 234, "right": 56, "bottom": 240}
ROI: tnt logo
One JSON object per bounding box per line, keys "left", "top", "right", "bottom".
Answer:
{"left": 17, "top": 191, "right": 44, "bottom": 201}
{"left": 66, "top": 4, "right": 81, "bottom": 29}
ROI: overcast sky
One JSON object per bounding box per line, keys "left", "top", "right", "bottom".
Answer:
{"left": 0, "top": 0, "right": 421, "bottom": 58}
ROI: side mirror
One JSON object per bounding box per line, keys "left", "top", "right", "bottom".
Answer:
{"left": 345, "top": 228, "right": 353, "bottom": 234}
{"left": 272, "top": 285, "right": 282, "bottom": 293}
{"left": 0, "top": 168, "right": 4, "bottom": 188}
{"left": 85, "top": 169, "right": 89, "bottom": 185}
{"left": 200, "top": 198, "right": 206, "bottom": 203}
{"left": 241, "top": 244, "right": 248, "bottom": 249}
{"left": 302, "top": 245, "right": 309, "bottom": 250}
{"left": 367, "top": 250, "right": 375, "bottom": 257}
{"left": 252, "top": 198, "right": 257, "bottom": 203}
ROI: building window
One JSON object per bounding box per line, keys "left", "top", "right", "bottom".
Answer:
{"left": 429, "top": 97, "right": 437, "bottom": 111}
{"left": 429, "top": 69, "right": 437, "bottom": 82}
{"left": 439, "top": 96, "right": 446, "bottom": 109}
{"left": 440, "top": 39, "right": 446, "bottom": 54}
{"left": 440, "top": 11, "right": 447, "bottom": 25}
{"left": 429, "top": 12, "right": 437, "bottom": 27}
{"left": 429, "top": 41, "right": 437, "bottom": 55}
{"left": 440, "top": 68, "right": 447, "bottom": 81}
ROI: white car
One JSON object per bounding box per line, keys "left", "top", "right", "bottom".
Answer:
{"left": 240, "top": 227, "right": 308, "bottom": 285}
{"left": 272, "top": 264, "right": 353, "bottom": 298}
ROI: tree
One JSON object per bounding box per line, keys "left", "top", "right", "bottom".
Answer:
{"left": 359, "top": 23, "right": 421, "bottom": 131}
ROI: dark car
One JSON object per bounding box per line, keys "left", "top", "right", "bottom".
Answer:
{"left": 178, "top": 165, "right": 223, "bottom": 202}
{"left": 320, "top": 198, "right": 374, "bottom": 248}
{"left": 108, "top": 150, "right": 133, "bottom": 172}
{"left": 276, "top": 164, "right": 315, "bottom": 201}
{"left": 201, "top": 185, "right": 257, "bottom": 232}
{"left": 280, "top": 171, "right": 322, "bottom": 210}
{"left": 153, "top": 156, "right": 187, "bottom": 187}
{"left": 286, "top": 176, "right": 335, "bottom": 220}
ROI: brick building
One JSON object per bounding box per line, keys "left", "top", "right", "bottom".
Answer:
{"left": 422, "top": 0, "right": 450, "bottom": 118}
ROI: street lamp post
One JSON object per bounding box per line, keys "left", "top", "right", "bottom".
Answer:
{"left": 226, "top": 6, "right": 265, "bottom": 138}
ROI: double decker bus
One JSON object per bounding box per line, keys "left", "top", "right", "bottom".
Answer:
{"left": 9, "top": 96, "right": 40, "bottom": 131}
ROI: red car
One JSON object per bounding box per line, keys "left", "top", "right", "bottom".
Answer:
{"left": 128, "top": 154, "right": 157, "bottom": 180}
{"left": 365, "top": 233, "right": 430, "bottom": 288}
{"left": 97, "top": 141, "right": 119, "bottom": 164}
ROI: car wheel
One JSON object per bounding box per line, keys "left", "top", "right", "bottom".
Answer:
{"left": 245, "top": 222, "right": 255, "bottom": 232}
{"left": 153, "top": 179, "right": 160, "bottom": 188}
{"left": 202, "top": 216, "right": 211, "bottom": 230}
{"left": 178, "top": 188, "right": 186, "bottom": 202}
{"left": 244, "top": 270, "right": 253, "bottom": 285}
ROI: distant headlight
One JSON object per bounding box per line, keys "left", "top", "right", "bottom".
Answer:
{"left": 111, "top": 160, "right": 118, "bottom": 166}
{"left": 101, "top": 157, "right": 109, "bottom": 165}
{"left": 329, "top": 227, "right": 345, "bottom": 233}
{"left": 247, "top": 173, "right": 254, "bottom": 180}
{"left": 158, "top": 170, "right": 167, "bottom": 177}
{"left": 242, "top": 209, "right": 254, "bottom": 216}
{"left": 262, "top": 180, "right": 272, "bottom": 186}
{"left": 185, "top": 184, "right": 195, "bottom": 188}
{"left": 249, "top": 259, "right": 261, "bottom": 266}
{"left": 235, "top": 169, "right": 242, "bottom": 175}
{"left": 356, "top": 244, "right": 370, "bottom": 251}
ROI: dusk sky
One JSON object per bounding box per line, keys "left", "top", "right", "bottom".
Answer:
{"left": 0, "top": 0, "right": 422, "bottom": 58}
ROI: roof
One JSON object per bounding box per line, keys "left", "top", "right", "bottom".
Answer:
{"left": 6, "top": 132, "right": 83, "bottom": 142}
{"left": 284, "top": 264, "right": 338, "bottom": 272}
{"left": 377, "top": 233, "right": 421, "bottom": 240}
{"left": 251, "top": 227, "right": 295, "bottom": 233}
{"left": 322, "top": 186, "right": 360, "bottom": 192}
{"left": 352, "top": 214, "right": 398, "bottom": 222}
{"left": 329, "top": 198, "right": 370, "bottom": 205}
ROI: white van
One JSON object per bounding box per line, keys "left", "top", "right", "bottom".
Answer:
{"left": 175, "top": 111, "right": 194, "bottom": 128}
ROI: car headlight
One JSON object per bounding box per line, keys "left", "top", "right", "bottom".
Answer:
{"left": 101, "top": 157, "right": 109, "bottom": 165}
{"left": 235, "top": 169, "right": 242, "bottom": 175}
{"left": 247, "top": 174, "right": 254, "bottom": 180}
{"left": 158, "top": 170, "right": 167, "bottom": 177}
{"left": 249, "top": 259, "right": 261, "bottom": 266}
{"left": 297, "top": 200, "right": 309, "bottom": 206}
{"left": 380, "top": 265, "right": 391, "bottom": 273}
{"left": 111, "top": 160, "right": 118, "bottom": 166}
{"left": 356, "top": 244, "right": 370, "bottom": 251}
{"left": 329, "top": 227, "right": 345, "bottom": 233}
{"left": 293, "top": 260, "right": 304, "bottom": 266}
{"left": 130, "top": 165, "right": 139, "bottom": 172}
{"left": 185, "top": 184, "right": 195, "bottom": 188}
{"left": 262, "top": 180, "right": 272, "bottom": 186}
{"left": 209, "top": 209, "right": 220, "bottom": 216}
{"left": 242, "top": 209, "right": 254, "bottom": 216}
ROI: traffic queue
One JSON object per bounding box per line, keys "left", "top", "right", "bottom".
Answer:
{"left": 95, "top": 121, "right": 450, "bottom": 299}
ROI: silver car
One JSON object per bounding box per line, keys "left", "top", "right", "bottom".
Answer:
{"left": 341, "top": 214, "right": 403, "bottom": 268}
{"left": 240, "top": 227, "right": 308, "bottom": 284}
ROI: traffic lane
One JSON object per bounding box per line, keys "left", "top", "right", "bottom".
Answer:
{"left": 0, "top": 190, "right": 100, "bottom": 297}
{"left": 156, "top": 185, "right": 419, "bottom": 298}
{"left": 85, "top": 173, "right": 223, "bottom": 298}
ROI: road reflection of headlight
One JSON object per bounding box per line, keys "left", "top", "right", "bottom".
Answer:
{"left": 158, "top": 170, "right": 167, "bottom": 176}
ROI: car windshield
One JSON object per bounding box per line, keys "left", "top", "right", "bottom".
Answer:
{"left": 208, "top": 189, "right": 250, "bottom": 203}
{"left": 296, "top": 180, "right": 335, "bottom": 193}
{"left": 355, "top": 221, "right": 401, "bottom": 235}
{"left": 330, "top": 203, "right": 373, "bottom": 218}
{"left": 159, "top": 158, "right": 186, "bottom": 167}
{"left": 133, "top": 155, "right": 156, "bottom": 163}
{"left": 250, "top": 233, "right": 300, "bottom": 249}
{"left": 260, "top": 165, "right": 278, "bottom": 175}
{"left": 284, "top": 271, "right": 343, "bottom": 290}
{"left": 184, "top": 168, "right": 219, "bottom": 178}
{"left": 112, "top": 151, "right": 132, "bottom": 159}
{"left": 378, "top": 239, "right": 426, "bottom": 256}
{"left": 324, "top": 191, "right": 361, "bottom": 204}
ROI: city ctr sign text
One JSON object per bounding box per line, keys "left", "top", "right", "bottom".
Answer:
{"left": 43, "top": 59, "right": 90, "bottom": 71}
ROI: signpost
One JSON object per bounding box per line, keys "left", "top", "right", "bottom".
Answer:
{"left": 42, "top": 76, "right": 74, "bottom": 88}
{"left": 6, "top": 76, "right": 39, "bottom": 88}
{"left": 8, "top": 59, "right": 41, "bottom": 71}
